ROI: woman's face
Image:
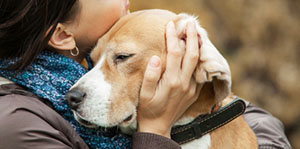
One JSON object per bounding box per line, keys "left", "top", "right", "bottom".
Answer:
{"left": 69, "top": 0, "right": 130, "bottom": 50}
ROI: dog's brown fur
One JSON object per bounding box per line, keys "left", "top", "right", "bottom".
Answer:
{"left": 79, "top": 9, "right": 257, "bottom": 148}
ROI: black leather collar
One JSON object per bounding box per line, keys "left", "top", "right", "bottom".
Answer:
{"left": 171, "top": 98, "right": 246, "bottom": 144}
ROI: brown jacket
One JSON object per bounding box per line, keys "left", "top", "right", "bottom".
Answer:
{"left": 0, "top": 83, "right": 180, "bottom": 149}
{"left": 0, "top": 81, "right": 291, "bottom": 149}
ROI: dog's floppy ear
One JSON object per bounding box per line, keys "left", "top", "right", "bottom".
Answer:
{"left": 174, "top": 13, "right": 232, "bottom": 103}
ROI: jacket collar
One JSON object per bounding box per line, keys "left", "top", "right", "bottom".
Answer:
{"left": 0, "top": 77, "right": 14, "bottom": 85}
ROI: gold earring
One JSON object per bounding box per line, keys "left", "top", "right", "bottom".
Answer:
{"left": 70, "top": 47, "right": 79, "bottom": 56}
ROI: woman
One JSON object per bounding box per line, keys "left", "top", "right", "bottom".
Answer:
{"left": 0, "top": 0, "right": 291, "bottom": 149}
{"left": 0, "top": 0, "right": 201, "bottom": 148}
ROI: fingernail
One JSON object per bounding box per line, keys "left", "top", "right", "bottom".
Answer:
{"left": 188, "top": 21, "right": 193, "bottom": 26}
{"left": 167, "top": 21, "right": 175, "bottom": 30}
{"left": 149, "top": 56, "right": 161, "bottom": 68}
{"left": 192, "top": 21, "right": 196, "bottom": 28}
{"left": 188, "top": 21, "right": 196, "bottom": 31}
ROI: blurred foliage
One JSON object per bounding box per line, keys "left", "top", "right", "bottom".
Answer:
{"left": 130, "top": 0, "right": 300, "bottom": 148}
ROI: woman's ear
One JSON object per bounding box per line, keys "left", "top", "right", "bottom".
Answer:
{"left": 48, "top": 23, "right": 76, "bottom": 51}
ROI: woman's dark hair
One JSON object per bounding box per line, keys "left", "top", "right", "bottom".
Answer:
{"left": 0, "top": 0, "right": 79, "bottom": 71}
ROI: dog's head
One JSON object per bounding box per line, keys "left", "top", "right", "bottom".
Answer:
{"left": 66, "top": 9, "right": 231, "bottom": 131}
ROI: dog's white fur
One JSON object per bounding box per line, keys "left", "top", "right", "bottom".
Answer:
{"left": 72, "top": 55, "right": 113, "bottom": 126}
{"left": 70, "top": 9, "right": 257, "bottom": 148}
{"left": 181, "top": 134, "right": 211, "bottom": 149}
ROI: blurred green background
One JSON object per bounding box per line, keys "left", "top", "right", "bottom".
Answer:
{"left": 130, "top": 0, "right": 300, "bottom": 148}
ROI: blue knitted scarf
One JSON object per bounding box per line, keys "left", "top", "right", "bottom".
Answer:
{"left": 0, "top": 51, "right": 131, "bottom": 149}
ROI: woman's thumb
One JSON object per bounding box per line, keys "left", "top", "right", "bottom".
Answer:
{"left": 140, "top": 56, "right": 162, "bottom": 100}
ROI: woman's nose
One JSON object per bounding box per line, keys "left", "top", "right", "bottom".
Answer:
{"left": 66, "top": 89, "right": 86, "bottom": 110}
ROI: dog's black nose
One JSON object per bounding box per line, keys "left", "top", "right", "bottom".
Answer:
{"left": 66, "top": 89, "right": 86, "bottom": 110}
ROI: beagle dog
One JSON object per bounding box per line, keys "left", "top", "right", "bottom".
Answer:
{"left": 67, "top": 9, "right": 257, "bottom": 148}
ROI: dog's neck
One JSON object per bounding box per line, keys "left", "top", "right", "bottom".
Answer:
{"left": 174, "top": 82, "right": 218, "bottom": 126}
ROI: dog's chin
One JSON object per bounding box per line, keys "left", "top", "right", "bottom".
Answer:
{"left": 119, "top": 119, "right": 137, "bottom": 135}
{"left": 73, "top": 112, "right": 99, "bottom": 128}
{"left": 118, "top": 112, "right": 137, "bottom": 135}
{"left": 73, "top": 110, "right": 137, "bottom": 132}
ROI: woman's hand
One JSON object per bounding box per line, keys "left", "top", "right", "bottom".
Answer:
{"left": 137, "top": 21, "right": 203, "bottom": 138}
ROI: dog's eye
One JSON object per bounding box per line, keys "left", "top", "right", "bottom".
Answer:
{"left": 114, "top": 53, "right": 134, "bottom": 64}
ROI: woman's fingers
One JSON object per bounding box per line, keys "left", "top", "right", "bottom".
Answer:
{"left": 165, "top": 21, "right": 183, "bottom": 76}
{"left": 182, "top": 21, "right": 200, "bottom": 82}
{"left": 140, "top": 56, "right": 162, "bottom": 101}
{"left": 138, "top": 21, "right": 204, "bottom": 138}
